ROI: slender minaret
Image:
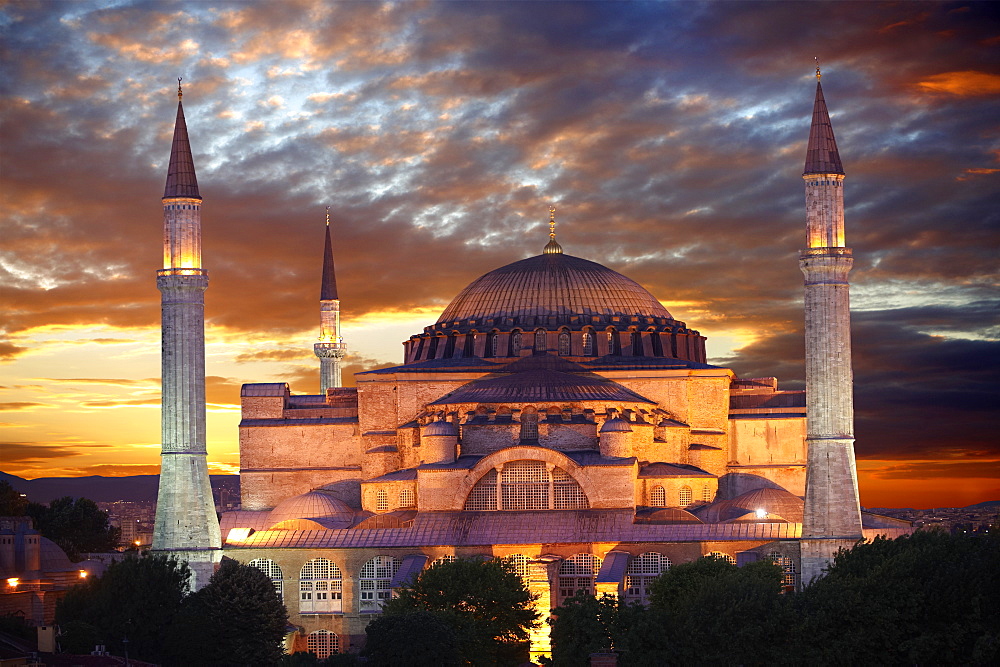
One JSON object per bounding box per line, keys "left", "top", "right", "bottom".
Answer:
{"left": 314, "top": 207, "right": 346, "bottom": 392}
{"left": 152, "top": 79, "right": 221, "bottom": 590}
{"left": 799, "top": 65, "right": 864, "bottom": 584}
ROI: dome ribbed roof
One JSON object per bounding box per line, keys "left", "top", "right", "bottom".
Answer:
{"left": 436, "top": 253, "right": 672, "bottom": 327}
{"left": 267, "top": 491, "right": 354, "bottom": 528}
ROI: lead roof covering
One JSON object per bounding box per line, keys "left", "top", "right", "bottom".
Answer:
{"left": 436, "top": 253, "right": 673, "bottom": 327}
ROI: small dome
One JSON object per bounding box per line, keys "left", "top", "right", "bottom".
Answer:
{"left": 600, "top": 417, "right": 633, "bottom": 433}
{"left": 634, "top": 507, "right": 703, "bottom": 524}
{"left": 267, "top": 491, "right": 354, "bottom": 528}
{"left": 424, "top": 420, "right": 458, "bottom": 436}
{"left": 695, "top": 487, "right": 804, "bottom": 523}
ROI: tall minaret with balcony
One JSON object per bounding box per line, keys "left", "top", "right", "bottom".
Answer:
{"left": 314, "top": 207, "right": 346, "bottom": 392}
{"left": 799, "top": 66, "right": 864, "bottom": 584}
{"left": 152, "top": 80, "right": 221, "bottom": 589}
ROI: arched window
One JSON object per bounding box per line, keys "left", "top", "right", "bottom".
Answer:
{"left": 678, "top": 486, "right": 693, "bottom": 507}
{"left": 650, "top": 485, "right": 666, "bottom": 507}
{"left": 558, "top": 330, "right": 571, "bottom": 356}
{"left": 582, "top": 331, "right": 595, "bottom": 355}
{"left": 248, "top": 558, "right": 283, "bottom": 600}
{"left": 625, "top": 552, "right": 670, "bottom": 605}
{"left": 519, "top": 411, "right": 539, "bottom": 442}
{"left": 768, "top": 551, "right": 797, "bottom": 588}
{"left": 607, "top": 330, "right": 620, "bottom": 355}
{"left": 359, "top": 556, "right": 401, "bottom": 612}
{"left": 510, "top": 331, "right": 523, "bottom": 356}
{"left": 432, "top": 555, "right": 456, "bottom": 568}
{"left": 487, "top": 332, "right": 499, "bottom": 358}
{"left": 375, "top": 489, "right": 389, "bottom": 512}
{"left": 707, "top": 551, "right": 736, "bottom": 565}
{"left": 300, "top": 558, "right": 343, "bottom": 614}
{"left": 306, "top": 630, "right": 339, "bottom": 659}
{"left": 702, "top": 486, "right": 713, "bottom": 503}
{"left": 463, "top": 462, "right": 589, "bottom": 511}
{"left": 504, "top": 554, "right": 531, "bottom": 584}
{"left": 534, "top": 329, "right": 547, "bottom": 353}
{"left": 558, "top": 553, "right": 602, "bottom": 603}
{"left": 631, "top": 331, "right": 644, "bottom": 356}
{"left": 398, "top": 488, "right": 415, "bottom": 509}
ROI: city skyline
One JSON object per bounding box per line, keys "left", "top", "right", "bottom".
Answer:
{"left": 2, "top": 1, "right": 998, "bottom": 508}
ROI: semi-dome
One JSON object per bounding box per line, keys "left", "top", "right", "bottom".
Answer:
{"left": 436, "top": 253, "right": 673, "bottom": 328}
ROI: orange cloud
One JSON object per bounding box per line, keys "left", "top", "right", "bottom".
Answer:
{"left": 0, "top": 402, "right": 49, "bottom": 412}
{"left": 916, "top": 70, "right": 1000, "bottom": 96}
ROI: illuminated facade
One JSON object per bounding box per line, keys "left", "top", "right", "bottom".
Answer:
{"left": 193, "top": 78, "right": 909, "bottom": 658}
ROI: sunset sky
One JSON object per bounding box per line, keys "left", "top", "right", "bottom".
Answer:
{"left": 2, "top": 1, "right": 998, "bottom": 508}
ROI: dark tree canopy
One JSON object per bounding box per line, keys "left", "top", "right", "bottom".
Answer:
{"left": 361, "top": 610, "right": 461, "bottom": 666}
{"left": 179, "top": 556, "right": 289, "bottom": 666}
{"left": 27, "top": 496, "right": 119, "bottom": 560}
{"left": 56, "top": 553, "right": 190, "bottom": 664}
{"left": 370, "top": 557, "right": 539, "bottom": 665}
{"left": 0, "top": 481, "right": 28, "bottom": 516}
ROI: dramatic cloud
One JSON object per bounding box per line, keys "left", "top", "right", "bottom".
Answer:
{"left": 1, "top": 1, "right": 997, "bottom": 505}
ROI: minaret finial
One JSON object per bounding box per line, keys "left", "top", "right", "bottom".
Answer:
{"left": 543, "top": 204, "right": 563, "bottom": 254}
{"left": 814, "top": 57, "right": 821, "bottom": 81}
{"left": 325, "top": 205, "right": 331, "bottom": 227}
{"left": 178, "top": 77, "right": 183, "bottom": 100}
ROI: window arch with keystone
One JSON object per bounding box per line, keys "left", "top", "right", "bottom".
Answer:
{"left": 463, "top": 460, "right": 589, "bottom": 511}
{"left": 299, "top": 558, "right": 343, "bottom": 614}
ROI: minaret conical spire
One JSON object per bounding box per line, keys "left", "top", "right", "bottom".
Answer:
{"left": 321, "top": 208, "right": 339, "bottom": 300}
{"left": 315, "top": 207, "right": 346, "bottom": 392}
{"left": 163, "top": 79, "right": 201, "bottom": 200}
{"left": 804, "top": 67, "right": 844, "bottom": 176}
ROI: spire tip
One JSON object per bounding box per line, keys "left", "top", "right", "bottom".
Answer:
{"left": 177, "top": 77, "right": 183, "bottom": 100}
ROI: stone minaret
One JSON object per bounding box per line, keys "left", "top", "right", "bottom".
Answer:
{"left": 152, "top": 80, "right": 221, "bottom": 590}
{"left": 799, "top": 67, "right": 864, "bottom": 584}
{"left": 314, "top": 207, "right": 346, "bottom": 392}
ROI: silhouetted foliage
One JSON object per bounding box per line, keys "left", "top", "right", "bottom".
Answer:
{"left": 371, "top": 557, "right": 538, "bottom": 665}
{"left": 26, "top": 496, "right": 119, "bottom": 560}
{"left": 179, "top": 556, "right": 288, "bottom": 666}
{"left": 56, "top": 553, "right": 190, "bottom": 664}
{"left": 362, "top": 610, "right": 461, "bottom": 666}
{"left": 0, "top": 481, "right": 28, "bottom": 516}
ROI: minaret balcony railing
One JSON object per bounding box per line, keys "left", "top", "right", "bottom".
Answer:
{"left": 800, "top": 247, "right": 852, "bottom": 258}
{"left": 158, "top": 268, "right": 208, "bottom": 277}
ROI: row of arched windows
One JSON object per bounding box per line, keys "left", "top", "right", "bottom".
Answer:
{"left": 463, "top": 461, "right": 590, "bottom": 511}
{"left": 373, "top": 488, "right": 416, "bottom": 513}
{"left": 649, "top": 484, "right": 714, "bottom": 508}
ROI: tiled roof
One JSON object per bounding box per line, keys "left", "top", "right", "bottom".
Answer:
{"left": 638, "top": 462, "right": 714, "bottom": 478}
{"left": 163, "top": 99, "right": 201, "bottom": 199}
{"left": 224, "top": 509, "right": 802, "bottom": 549}
{"left": 804, "top": 80, "right": 845, "bottom": 175}
{"left": 320, "top": 221, "right": 338, "bottom": 301}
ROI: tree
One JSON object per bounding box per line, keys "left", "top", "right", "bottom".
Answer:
{"left": 179, "top": 556, "right": 289, "bottom": 666}
{"left": 27, "top": 496, "right": 119, "bottom": 560}
{"left": 0, "top": 480, "right": 28, "bottom": 516}
{"left": 56, "top": 553, "right": 190, "bottom": 664}
{"left": 549, "top": 594, "right": 667, "bottom": 667}
{"left": 371, "top": 557, "right": 539, "bottom": 665}
{"left": 361, "top": 610, "right": 461, "bottom": 666}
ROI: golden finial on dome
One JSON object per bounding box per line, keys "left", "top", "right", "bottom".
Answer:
{"left": 815, "top": 57, "right": 821, "bottom": 81}
{"left": 177, "top": 77, "right": 183, "bottom": 99}
{"left": 543, "top": 204, "right": 563, "bottom": 254}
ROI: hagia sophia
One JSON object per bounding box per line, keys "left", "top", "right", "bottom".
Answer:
{"left": 150, "top": 74, "right": 910, "bottom": 659}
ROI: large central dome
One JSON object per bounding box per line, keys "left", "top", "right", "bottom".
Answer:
{"left": 436, "top": 253, "right": 672, "bottom": 327}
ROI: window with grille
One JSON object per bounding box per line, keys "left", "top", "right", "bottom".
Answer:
{"left": 582, "top": 331, "right": 595, "bottom": 355}
{"left": 487, "top": 333, "right": 499, "bottom": 358}
{"left": 607, "top": 330, "right": 619, "bottom": 355}
{"left": 702, "top": 485, "right": 713, "bottom": 503}
{"left": 306, "top": 630, "right": 339, "bottom": 659}
{"left": 558, "top": 331, "right": 571, "bottom": 355}
{"left": 248, "top": 558, "right": 283, "bottom": 600}
{"left": 519, "top": 412, "right": 539, "bottom": 442}
{"left": 649, "top": 485, "right": 666, "bottom": 507}
{"left": 707, "top": 551, "right": 736, "bottom": 565}
{"left": 558, "top": 554, "right": 602, "bottom": 603}
{"left": 768, "top": 551, "right": 797, "bottom": 588}
{"left": 679, "top": 486, "right": 693, "bottom": 507}
{"left": 510, "top": 331, "right": 522, "bottom": 355}
{"left": 432, "top": 555, "right": 456, "bottom": 567}
{"left": 359, "top": 556, "right": 400, "bottom": 612}
{"left": 504, "top": 554, "right": 531, "bottom": 584}
{"left": 624, "top": 552, "right": 670, "bottom": 605}
{"left": 463, "top": 462, "right": 589, "bottom": 511}
{"left": 398, "top": 488, "right": 415, "bottom": 509}
{"left": 376, "top": 489, "right": 389, "bottom": 512}
{"left": 299, "top": 558, "right": 343, "bottom": 614}
{"left": 533, "top": 329, "right": 547, "bottom": 353}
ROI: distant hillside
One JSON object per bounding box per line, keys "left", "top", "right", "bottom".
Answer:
{"left": 0, "top": 471, "right": 239, "bottom": 504}
{"left": 965, "top": 500, "right": 1000, "bottom": 509}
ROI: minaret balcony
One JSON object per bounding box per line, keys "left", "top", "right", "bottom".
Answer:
{"left": 314, "top": 341, "right": 346, "bottom": 358}
{"left": 158, "top": 268, "right": 208, "bottom": 277}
